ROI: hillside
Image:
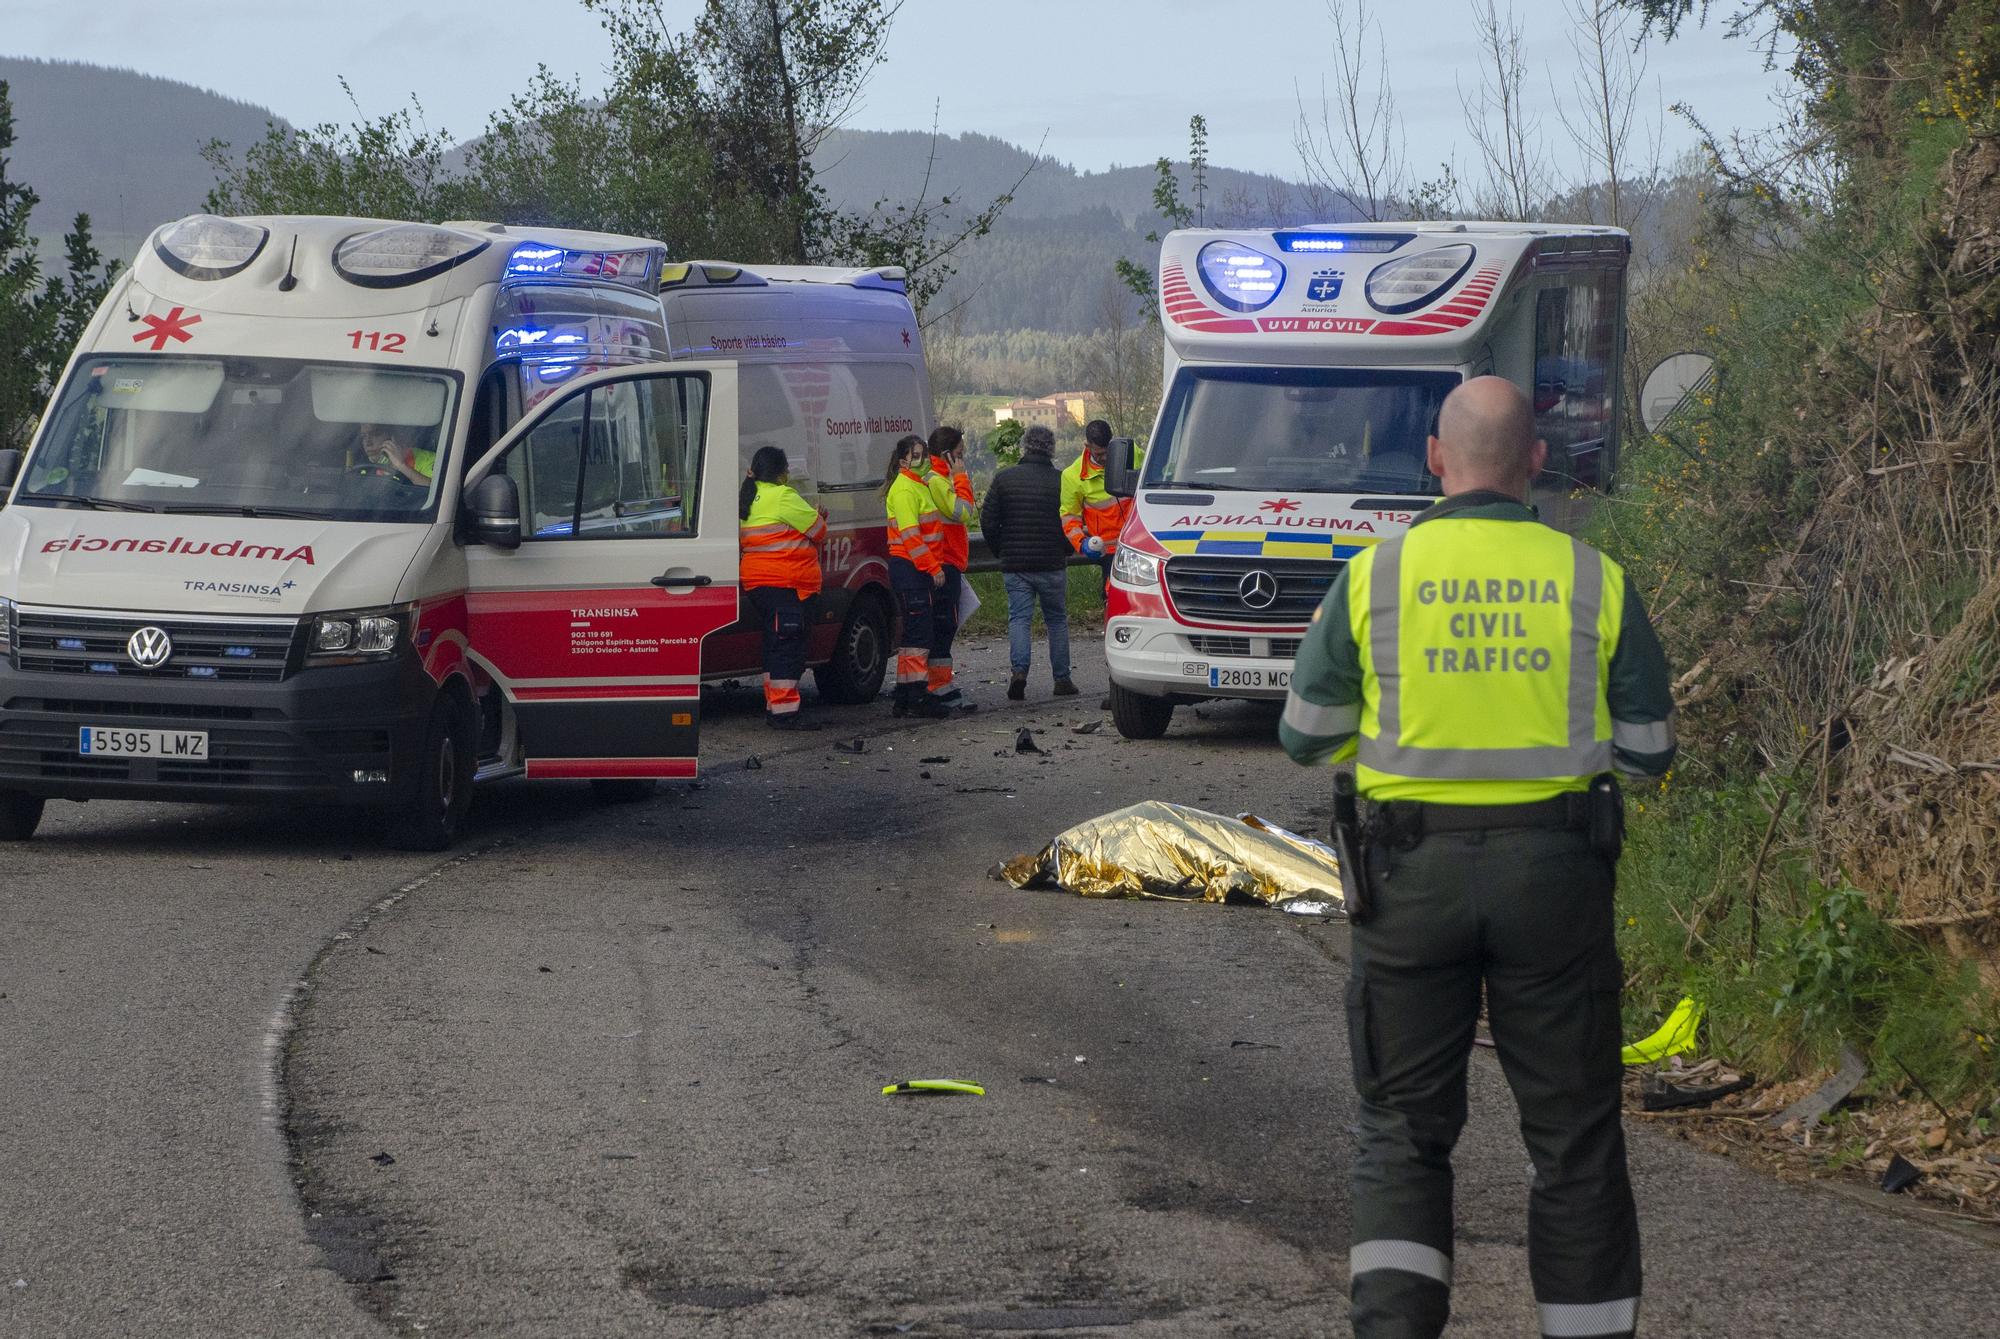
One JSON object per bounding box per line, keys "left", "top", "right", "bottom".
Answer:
{"left": 0, "top": 56, "right": 287, "bottom": 259}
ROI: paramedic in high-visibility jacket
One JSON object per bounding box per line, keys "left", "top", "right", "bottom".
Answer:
{"left": 1280, "top": 377, "right": 1676, "bottom": 1339}
{"left": 1060, "top": 419, "right": 1131, "bottom": 579}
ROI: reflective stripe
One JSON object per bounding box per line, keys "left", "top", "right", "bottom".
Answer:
{"left": 1359, "top": 737, "right": 1613, "bottom": 779}
{"left": 1368, "top": 538, "right": 1404, "bottom": 742}
{"left": 1612, "top": 717, "right": 1675, "bottom": 753}
{"left": 1349, "top": 1239, "right": 1452, "bottom": 1286}
{"left": 1567, "top": 539, "right": 1603, "bottom": 751}
{"left": 1283, "top": 695, "right": 1360, "bottom": 737}
{"left": 1539, "top": 1297, "right": 1639, "bottom": 1336}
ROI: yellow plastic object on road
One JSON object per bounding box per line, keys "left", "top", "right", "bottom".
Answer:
{"left": 881, "top": 1079, "right": 986, "bottom": 1096}
{"left": 998, "top": 801, "right": 1344, "bottom": 908}
{"left": 1622, "top": 997, "right": 1703, "bottom": 1066}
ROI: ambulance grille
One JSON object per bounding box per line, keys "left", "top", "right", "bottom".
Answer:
{"left": 10, "top": 609, "right": 299, "bottom": 682}
{"left": 1163, "top": 557, "right": 1338, "bottom": 626}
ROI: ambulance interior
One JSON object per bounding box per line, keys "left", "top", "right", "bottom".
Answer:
{"left": 1145, "top": 365, "right": 1457, "bottom": 496}
{"left": 20, "top": 356, "right": 455, "bottom": 521}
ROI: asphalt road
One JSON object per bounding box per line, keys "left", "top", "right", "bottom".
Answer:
{"left": 4, "top": 636, "right": 1998, "bottom": 1338}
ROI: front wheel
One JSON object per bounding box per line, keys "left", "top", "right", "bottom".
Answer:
{"left": 386, "top": 693, "right": 476, "bottom": 852}
{"left": 1109, "top": 681, "right": 1174, "bottom": 740}
{"left": 0, "top": 790, "right": 46, "bottom": 841}
{"left": 814, "top": 593, "right": 889, "bottom": 705}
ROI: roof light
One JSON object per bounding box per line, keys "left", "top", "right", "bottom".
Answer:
{"left": 334, "top": 225, "right": 490, "bottom": 290}
{"left": 1273, "top": 230, "right": 1413, "bottom": 255}
{"left": 503, "top": 241, "right": 661, "bottom": 290}
{"left": 1195, "top": 240, "right": 1286, "bottom": 313}
{"left": 153, "top": 215, "right": 270, "bottom": 281}
{"left": 1364, "top": 244, "right": 1477, "bottom": 315}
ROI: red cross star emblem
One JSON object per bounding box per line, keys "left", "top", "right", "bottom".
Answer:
{"left": 900, "top": 328, "right": 911, "bottom": 347}
{"left": 133, "top": 306, "right": 202, "bottom": 351}
{"left": 1260, "top": 498, "right": 1301, "bottom": 513}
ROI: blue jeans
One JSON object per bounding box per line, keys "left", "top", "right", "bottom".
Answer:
{"left": 1003, "top": 570, "right": 1071, "bottom": 679}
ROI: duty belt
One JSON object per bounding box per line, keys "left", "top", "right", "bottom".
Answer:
{"left": 1364, "top": 793, "right": 1587, "bottom": 848}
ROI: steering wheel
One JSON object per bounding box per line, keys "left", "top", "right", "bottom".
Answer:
{"left": 349, "top": 462, "right": 424, "bottom": 486}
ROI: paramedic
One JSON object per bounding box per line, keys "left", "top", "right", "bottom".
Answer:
{"left": 925, "top": 425, "right": 978, "bottom": 709}
{"left": 882, "top": 434, "right": 952, "bottom": 719}
{"left": 738, "top": 446, "right": 829, "bottom": 730}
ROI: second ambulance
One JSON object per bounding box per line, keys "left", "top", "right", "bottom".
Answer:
{"left": 1103, "top": 221, "right": 1630, "bottom": 739}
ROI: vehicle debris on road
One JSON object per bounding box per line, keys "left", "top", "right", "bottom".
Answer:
{"left": 880, "top": 1079, "right": 985, "bottom": 1097}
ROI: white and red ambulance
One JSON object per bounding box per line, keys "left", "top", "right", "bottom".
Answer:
{"left": 1103, "top": 221, "right": 1630, "bottom": 739}
{"left": 0, "top": 214, "right": 754, "bottom": 848}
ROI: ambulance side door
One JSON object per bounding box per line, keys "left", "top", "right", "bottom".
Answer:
{"left": 460, "top": 363, "right": 740, "bottom": 780}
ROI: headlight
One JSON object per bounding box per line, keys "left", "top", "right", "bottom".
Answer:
{"left": 1365, "top": 243, "right": 1476, "bottom": 315}
{"left": 1112, "top": 547, "right": 1161, "bottom": 588}
{"left": 153, "top": 214, "right": 270, "bottom": 281}
{"left": 307, "top": 606, "right": 411, "bottom": 665}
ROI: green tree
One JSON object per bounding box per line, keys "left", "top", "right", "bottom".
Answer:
{"left": 0, "top": 80, "right": 120, "bottom": 450}
{"left": 203, "top": 82, "right": 466, "bottom": 221}
{"left": 987, "top": 416, "right": 1025, "bottom": 465}
{"left": 1115, "top": 114, "right": 1206, "bottom": 318}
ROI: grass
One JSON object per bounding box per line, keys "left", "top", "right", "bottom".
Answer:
{"left": 960, "top": 566, "right": 1105, "bottom": 639}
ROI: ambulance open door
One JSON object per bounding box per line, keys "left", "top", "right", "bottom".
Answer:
{"left": 460, "top": 363, "right": 741, "bottom": 779}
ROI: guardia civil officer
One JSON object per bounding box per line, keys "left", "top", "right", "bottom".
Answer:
{"left": 1280, "top": 377, "right": 1676, "bottom": 1339}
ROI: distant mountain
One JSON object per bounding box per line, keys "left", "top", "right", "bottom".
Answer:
{"left": 1, "top": 57, "right": 288, "bottom": 259}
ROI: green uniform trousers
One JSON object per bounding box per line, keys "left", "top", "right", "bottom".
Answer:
{"left": 1345, "top": 824, "right": 1641, "bottom": 1339}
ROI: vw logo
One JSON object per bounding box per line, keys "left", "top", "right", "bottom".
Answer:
{"left": 127, "top": 626, "right": 174, "bottom": 669}
{"left": 1238, "top": 570, "right": 1280, "bottom": 610}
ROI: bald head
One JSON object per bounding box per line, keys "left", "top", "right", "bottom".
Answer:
{"left": 1427, "top": 376, "right": 1546, "bottom": 499}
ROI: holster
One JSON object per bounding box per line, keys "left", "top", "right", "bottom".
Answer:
{"left": 1330, "top": 772, "right": 1376, "bottom": 925}
{"left": 1588, "top": 773, "right": 1625, "bottom": 862}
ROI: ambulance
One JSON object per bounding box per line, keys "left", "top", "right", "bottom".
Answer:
{"left": 0, "top": 214, "right": 763, "bottom": 849}
{"left": 657, "top": 264, "right": 932, "bottom": 702}
{"left": 1102, "top": 221, "right": 1630, "bottom": 738}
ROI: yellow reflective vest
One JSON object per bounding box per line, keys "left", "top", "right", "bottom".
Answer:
{"left": 1345, "top": 514, "right": 1624, "bottom": 803}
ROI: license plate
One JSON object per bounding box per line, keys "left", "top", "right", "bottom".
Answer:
{"left": 79, "top": 727, "right": 210, "bottom": 759}
{"left": 1209, "top": 666, "right": 1290, "bottom": 690}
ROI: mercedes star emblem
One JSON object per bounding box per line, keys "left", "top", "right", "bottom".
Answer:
{"left": 1238, "top": 570, "right": 1280, "bottom": 610}
{"left": 126, "top": 626, "right": 174, "bottom": 669}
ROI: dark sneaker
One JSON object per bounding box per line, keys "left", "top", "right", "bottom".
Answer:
{"left": 1052, "top": 678, "right": 1079, "bottom": 697}
{"left": 767, "top": 714, "right": 822, "bottom": 731}
{"left": 1007, "top": 674, "right": 1027, "bottom": 701}
{"left": 908, "top": 695, "right": 953, "bottom": 719}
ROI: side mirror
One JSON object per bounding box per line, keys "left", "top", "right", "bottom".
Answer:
{"left": 1105, "top": 437, "right": 1137, "bottom": 499}
{"left": 464, "top": 473, "right": 522, "bottom": 551}
{"left": 0, "top": 449, "right": 22, "bottom": 495}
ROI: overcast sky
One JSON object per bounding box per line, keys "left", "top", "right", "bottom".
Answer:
{"left": 8, "top": 0, "right": 1796, "bottom": 181}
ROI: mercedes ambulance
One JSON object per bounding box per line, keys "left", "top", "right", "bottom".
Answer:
{"left": 0, "top": 214, "right": 752, "bottom": 849}
{"left": 1102, "top": 221, "right": 1630, "bottom": 739}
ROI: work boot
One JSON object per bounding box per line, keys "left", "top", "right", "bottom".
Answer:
{"left": 903, "top": 695, "right": 953, "bottom": 720}
{"left": 1007, "top": 673, "right": 1027, "bottom": 701}
{"left": 767, "top": 713, "right": 822, "bottom": 732}
{"left": 1052, "top": 677, "right": 1079, "bottom": 697}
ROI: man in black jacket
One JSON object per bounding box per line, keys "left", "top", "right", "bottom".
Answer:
{"left": 980, "top": 425, "right": 1078, "bottom": 700}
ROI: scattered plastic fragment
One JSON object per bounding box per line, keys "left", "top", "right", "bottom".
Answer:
{"left": 1880, "top": 1154, "right": 1923, "bottom": 1194}
{"left": 1640, "top": 1068, "right": 1755, "bottom": 1112}
{"left": 1621, "top": 998, "right": 1704, "bottom": 1066}
{"left": 1071, "top": 720, "right": 1104, "bottom": 735}
{"left": 370, "top": 1151, "right": 396, "bottom": 1166}
{"left": 881, "top": 1079, "right": 985, "bottom": 1097}
{"left": 1015, "top": 728, "right": 1043, "bottom": 754}
{"left": 920, "top": 756, "right": 950, "bottom": 764}
{"left": 1281, "top": 898, "right": 1338, "bottom": 917}
{"left": 1230, "top": 1039, "right": 1281, "bottom": 1050}
{"left": 833, "top": 738, "right": 867, "bottom": 754}
{"left": 744, "top": 754, "right": 763, "bottom": 770}
{"left": 1766, "top": 1044, "right": 1868, "bottom": 1129}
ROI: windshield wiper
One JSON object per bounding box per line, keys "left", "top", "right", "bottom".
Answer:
{"left": 15, "top": 491, "right": 160, "bottom": 513}
{"left": 162, "top": 503, "right": 329, "bottom": 521}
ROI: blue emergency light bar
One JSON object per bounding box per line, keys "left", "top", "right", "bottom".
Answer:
{"left": 503, "top": 242, "right": 661, "bottom": 291}
{"left": 1273, "top": 231, "right": 1414, "bottom": 255}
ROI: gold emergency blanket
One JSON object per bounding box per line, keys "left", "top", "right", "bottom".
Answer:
{"left": 998, "top": 800, "right": 1345, "bottom": 908}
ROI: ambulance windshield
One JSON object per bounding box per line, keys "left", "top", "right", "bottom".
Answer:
{"left": 1144, "top": 366, "right": 1456, "bottom": 495}
{"left": 18, "top": 356, "right": 457, "bottom": 522}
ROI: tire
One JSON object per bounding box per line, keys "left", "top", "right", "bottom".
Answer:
{"left": 386, "top": 691, "right": 476, "bottom": 852}
{"left": 1110, "top": 680, "right": 1175, "bottom": 740}
{"left": 590, "top": 778, "right": 658, "bottom": 803}
{"left": 0, "top": 790, "right": 45, "bottom": 841}
{"left": 814, "top": 592, "right": 890, "bottom": 705}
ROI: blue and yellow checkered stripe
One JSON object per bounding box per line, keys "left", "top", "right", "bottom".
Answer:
{"left": 1154, "top": 529, "right": 1380, "bottom": 559}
